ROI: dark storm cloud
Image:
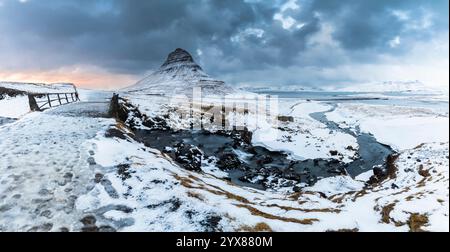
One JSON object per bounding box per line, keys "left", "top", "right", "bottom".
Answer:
{"left": 0, "top": 0, "right": 448, "bottom": 86}
{"left": 309, "top": 0, "right": 448, "bottom": 50}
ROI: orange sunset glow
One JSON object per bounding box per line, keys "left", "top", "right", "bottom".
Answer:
{"left": 0, "top": 66, "right": 139, "bottom": 90}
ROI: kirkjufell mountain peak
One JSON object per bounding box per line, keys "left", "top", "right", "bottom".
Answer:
{"left": 161, "top": 48, "right": 196, "bottom": 67}
{"left": 124, "top": 48, "right": 233, "bottom": 96}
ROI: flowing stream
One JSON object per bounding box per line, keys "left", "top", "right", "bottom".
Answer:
{"left": 309, "top": 104, "right": 394, "bottom": 177}
{"left": 133, "top": 103, "right": 395, "bottom": 190}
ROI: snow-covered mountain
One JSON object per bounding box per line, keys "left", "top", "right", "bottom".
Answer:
{"left": 236, "top": 80, "right": 444, "bottom": 94}
{"left": 123, "top": 48, "right": 233, "bottom": 96}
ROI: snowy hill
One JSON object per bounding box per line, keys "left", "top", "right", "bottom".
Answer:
{"left": 123, "top": 48, "right": 234, "bottom": 96}
{"left": 0, "top": 81, "right": 76, "bottom": 94}
{"left": 236, "top": 81, "right": 445, "bottom": 94}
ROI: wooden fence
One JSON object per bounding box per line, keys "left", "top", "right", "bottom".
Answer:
{"left": 28, "top": 92, "right": 80, "bottom": 111}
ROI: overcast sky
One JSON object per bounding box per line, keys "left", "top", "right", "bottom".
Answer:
{"left": 0, "top": 0, "right": 448, "bottom": 89}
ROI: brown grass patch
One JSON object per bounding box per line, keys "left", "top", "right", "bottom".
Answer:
{"left": 329, "top": 191, "right": 356, "bottom": 203}
{"left": 326, "top": 228, "right": 359, "bottom": 232}
{"left": 416, "top": 177, "right": 427, "bottom": 188}
{"left": 391, "top": 187, "right": 410, "bottom": 196}
{"left": 205, "top": 188, "right": 250, "bottom": 204}
{"left": 380, "top": 203, "right": 396, "bottom": 224}
{"left": 173, "top": 174, "right": 250, "bottom": 204}
{"left": 405, "top": 195, "right": 415, "bottom": 201}
{"left": 352, "top": 189, "right": 369, "bottom": 201}
{"left": 187, "top": 191, "right": 205, "bottom": 201}
{"left": 386, "top": 154, "right": 399, "bottom": 180}
{"left": 263, "top": 203, "right": 340, "bottom": 213}
{"left": 408, "top": 213, "right": 429, "bottom": 232}
{"left": 418, "top": 165, "right": 431, "bottom": 177}
{"left": 414, "top": 143, "right": 426, "bottom": 149}
{"left": 238, "top": 222, "right": 273, "bottom": 232}
{"left": 235, "top": 204, "right": 319, "bottom": 225}
{"left": 173, "top": 175, "right": 197, "bottom": 189}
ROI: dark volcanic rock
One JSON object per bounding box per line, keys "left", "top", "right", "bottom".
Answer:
{"left": 142, "top": 116, "right": 170, "bottom": 130}
{"left": 105, "top": 128, "right": 128, "bottom": 140}
{"left": 0, "top": 87, "right": 27, "bottom": 98}
{"left": 277, "top": 115, "right": 294, "bottom": 122}
{"left": 146, "top": 198, "right": 182, "bottom": 212}
{"left": 216, "top": 152, "right": 241, "bottom": 171}
{"left": 161, "top": 48, "right": 197, "bottom": 68}
{"left": 80, "top": 215, "right": 96, "bottom": 226}
{"left": 117, "top": 164, "right": 133, "bottom": 180}
{"left": 98, "top": 225, "right": 116, "bottom": 232}
{"left": 256, "top": 155, "right": 274, "bottom": 165}
{"left": 94, "top": 173, "right": 104, "bottom": 183}
{"left": 201, "top": 215, "right": 222, "bottom": 232}
{"left": 80, "top": 215, "right": 99, "bottom": 232}
{"left": 174, "top": 142, "right": 203, "bottom": 172}
{"left": 329, "top": 150, "right": 339, "bottom": 156}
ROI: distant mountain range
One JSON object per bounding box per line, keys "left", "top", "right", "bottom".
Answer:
{"left": 237, "top": 80, "right": 445, "bottom": 93}
{"left": 330, "top": 80, "right": 443, "bottom": 93}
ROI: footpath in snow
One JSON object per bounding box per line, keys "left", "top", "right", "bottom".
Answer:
{"left": 0, "top": 93, "right": 115, "bottom": 231}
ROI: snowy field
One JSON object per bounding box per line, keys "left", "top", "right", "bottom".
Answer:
{"left": 77, "top": 135, "right": 448, "bottom": 231}
{"left": 252, "top": 101, "right": 358, "bottom": 163}
{"left": 0, "top": 81, "right": 76, "bottom": 94}
{"left": 326, "top": 103, "right": 449, "bottom": 150}
{"left": 0, "top": 86, "right": 448, "bottom": 232}
{"left": 0, "top": 95, "right": 30, "bottom": 119}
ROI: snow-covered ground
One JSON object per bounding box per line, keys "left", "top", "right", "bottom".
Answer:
{"left": 328, "top": 80, "right": 444, "bottom": 93}
{"left": 0, "top": 85, "right": 448, "bottom": 231}
{"left": 0, "top": 91, "right": 115, "bottom": 231}
{"left": 0, "top": 81, "right": 76, "bottom": 94}
{"left": 326, "top": 103, "right": 449, "bottom": 150}
{"left": 102, "top": 89, "right": 446, "bottom": 231}
{"left": 74, "top": 124, "right": 449, "bottom": 231}
{"left": 0, "top": 95, "right": 30, "bottom": 119}
{"left": 252, "top": 101, "right": 358, "bottom": 162}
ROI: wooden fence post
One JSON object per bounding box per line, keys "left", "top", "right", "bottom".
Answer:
{"left": 47, "top": 94, "right": 52, "bottom": 107}
{"left": 28, "top": 95, "right": 41, "bottom": 111}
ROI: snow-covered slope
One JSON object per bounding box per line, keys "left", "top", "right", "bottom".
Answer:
{"left": 1, "top": 87, "right": 448, "bottom": 231}
{"left": 123, "top": 48, "right": 233, "bottom": 96}
{"left": 0, "top": 95, "right": 30, "bottom": 119}
{"left": 0, "top": 81, "right": 77, "bottom": 94}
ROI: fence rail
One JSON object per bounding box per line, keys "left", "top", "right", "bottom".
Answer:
{"left": 28, "top": 92, "right": 80, "bottom": 111}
